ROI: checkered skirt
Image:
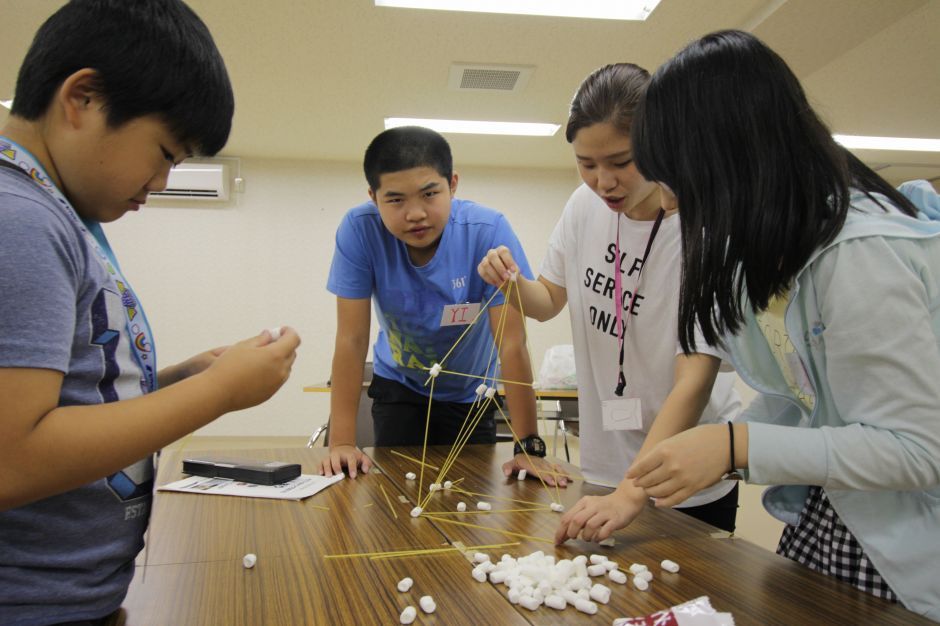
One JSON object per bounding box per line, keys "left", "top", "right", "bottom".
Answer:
{"left": 777, "top": 486, "right": 897, "bottom": 602}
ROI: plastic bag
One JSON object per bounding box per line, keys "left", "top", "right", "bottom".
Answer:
{"left": 613, "top": 596, "right": 735, "bottom": 626}
{"left": 538, "top": 344, "right": 578, "bottom": 389}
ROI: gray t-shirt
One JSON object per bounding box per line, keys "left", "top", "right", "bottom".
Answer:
{"left": 0, "top": 167, "right": 153, "bottom": 625}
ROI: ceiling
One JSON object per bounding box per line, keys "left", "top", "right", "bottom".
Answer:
{"left": 2, "top": 0, "right": 938, "bottom": 186}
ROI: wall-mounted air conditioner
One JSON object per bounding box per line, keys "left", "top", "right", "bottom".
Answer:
{"left": 149, "top": 161, "right": 229, "bottom": 201}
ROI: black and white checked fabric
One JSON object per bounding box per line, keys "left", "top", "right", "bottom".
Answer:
{"left": 777, "top": 486, "right": 897, "bottom": 602}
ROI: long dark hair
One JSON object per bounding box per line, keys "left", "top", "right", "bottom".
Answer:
{"left": 565, "top": 63, "right": 650, "bottom": 143}
{"left": 633, "top": 29, "right": 916, "bottom": 352}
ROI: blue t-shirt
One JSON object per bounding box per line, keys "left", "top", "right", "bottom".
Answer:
{"left": 327, "top": 198, "right": 532, "bottom": 402}
{"left": 0, "top": 168, "right": 153, "bottom": 625}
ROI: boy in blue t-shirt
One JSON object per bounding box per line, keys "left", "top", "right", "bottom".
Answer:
{"left": 320, "top": 127, "right": 565, "bottom": 486}
{"left": 0, "top": 2, "right": 300, "bottom": 624}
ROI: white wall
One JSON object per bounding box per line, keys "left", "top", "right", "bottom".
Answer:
{"left": 104, "top": 157, "right": 580, "bottom": 436}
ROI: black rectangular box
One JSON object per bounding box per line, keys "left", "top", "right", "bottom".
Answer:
{"left": 181, "top": 456, "right": 302, "bottom": 485}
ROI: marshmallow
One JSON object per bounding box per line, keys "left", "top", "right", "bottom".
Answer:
{"left": 632, "top": 575, "right": 649, "bottom": 591}
{"left": 405, "top": 471, "right": 416, "bottom": 480}
{"left": 507, "top": 588, "right": 521, "bottom": 604}
{"left": 519, "top": 596, "right": 541, "bottom": 611}
{"left": 628, "top": 563, "right": 648, "bottom": 575}
{"left": 443, "top": 480, "right": 453, "bottom": 489}
{"left": 242, "top": 553, "right": 257, "bottom": 569}
{"left": 603, "top": 561, "right": 619, "bottom": 572}
{"left": 575, "top": 598, "right": 598, "bottom": 615}
{"left": 428, "top": 363, "right": 442, "bottom": 377}
{"left": 410, "top": 506, "right": 422, "bottom": 518}
{"left": 418, "top": 595, "right": 436, "bottom": 614}
{"left": 661, "top": 559, "right": 680, "bottom": 573}
{"left": 456, "top": 502, "right": 467, "bottom": 512}
{"left": 267, "top": 327, "right": 281, "bottom": 341}
{"left": 589, "top": 583, "right": 611, "bottom": 604}
{"left": 517, "top": 469, "right": 527, "bottom": 481}
{"left": 586, "top": 564, "right": 607, "bottom": 577}
{"left": 508, "top": 270, "right": 518, "bottom": 282}
{"left": 471, "top": 567, "right": 487, "bottom": 582}
{"left": 545, "top": 594, "right": 566, "bottom": 610}
{"left": 477, "top": 501, "right": 492, "bottom": 511}
{"left": 608, "top": 570, "right": 628, "bottom": 584}
{"left": 475, "top": 383, "right": 487, "bottom": 396}
{"left": 473, "top": 552, "right": 490, "bottom": 564}
{"left": 589, "top": 555, "right": 608, "bottom": 565}
{"left": 399, "top": 606, "right": 417, "bottom": 624}
{"left": 636, "top": 570, "right": 653, "bottom": 583}
{"left": 489, "top": 570, "right": 508, "bottom": 584}
{"left": 429, "top": 483, "right": 441, "bottom": 492}
{"left": 397, "top": 577, "right": 413, "bottom": 592}
{"left": 484, "top": 386, "right": 497, "bottom": 399}
{"left": 550, "top": 502, "right": 565, "bottom": 512}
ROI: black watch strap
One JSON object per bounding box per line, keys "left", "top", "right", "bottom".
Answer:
{"left": 513, "top": 435, "right": 546, "bottom": 458}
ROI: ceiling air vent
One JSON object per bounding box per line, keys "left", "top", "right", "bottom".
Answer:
{"left": 448, "top": 63, "right": 534, "bottom": 93}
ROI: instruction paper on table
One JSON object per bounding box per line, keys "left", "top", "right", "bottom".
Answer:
{"left": 158, "top": 473, "right": 344, "bottom": 500}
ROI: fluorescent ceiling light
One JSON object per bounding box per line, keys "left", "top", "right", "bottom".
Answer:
{"left": 386, "top": 117, "right": 559, "bottom": 137}
{"left": 0, "top": 99, "right": 12, "bottom": 110}
{"left": 374, "top": 0, "right": 660, "bottom": 21}
{"left": 833, "top": 134, "right": 940, "bottom": 152}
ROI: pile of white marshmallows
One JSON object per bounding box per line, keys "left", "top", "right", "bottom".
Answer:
{"left": 469, "top": 550, "right": 680, "bottom": 614}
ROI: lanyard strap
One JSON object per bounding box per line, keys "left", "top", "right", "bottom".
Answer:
{"left": 0, "top": 136, "right": 158, "bottom": 392}
{"left": 614, "top": 207, "right": 665, "bottom": 396}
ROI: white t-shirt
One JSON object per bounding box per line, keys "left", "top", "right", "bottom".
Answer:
{"left": 541, "top": 184, "right": 739, "bottom": 507}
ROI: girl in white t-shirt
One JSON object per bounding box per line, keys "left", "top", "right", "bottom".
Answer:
{"left": 477, "top": 63, "right": 741, "bottom": 543}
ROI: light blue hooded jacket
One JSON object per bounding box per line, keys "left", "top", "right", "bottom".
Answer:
{"left": 727, "top": 186, "right": 940, "bottom": 619}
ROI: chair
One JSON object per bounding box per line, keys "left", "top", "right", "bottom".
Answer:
{"left": 537, "top": 398, "right": 578, "bottom": 462}
{"left": 307, "top": 362, "right": 375, "bottom": 448}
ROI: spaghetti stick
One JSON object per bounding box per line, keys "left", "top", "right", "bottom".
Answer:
{"left": 324, "top": 541, "right": 520, "bottom": 561}
{"left": 389, "top": 449, "right": 440, "bottom": 471}
{"left": 379, "top": 483, "right": 398, "bottom": 520}
{"left": 421, "top": 507, "right": 549, "bottom": 516}
{"left": 422, "top": 514, "right": 553, "bottom": 544}
{"left": 451, "top": 486, "right": 547, "bottom": 508}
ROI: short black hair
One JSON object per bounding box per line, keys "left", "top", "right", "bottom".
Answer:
{"left": 565, "top": 63, "right": 650, "bottom": 143}
{"left": 11, "top": 0, "right": 234, "bottom": 156}
{"left": 633, "top": 30, "right": 916, "bottom": 352}
{"left": 363, "top": 126, "right": 453, "bottom": 191}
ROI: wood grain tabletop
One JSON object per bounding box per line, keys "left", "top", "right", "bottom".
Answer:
{"left": 118, "top": 444, "right": 932, "bottom": 625}
{"left": 369, "top": 443, "right": 932, "bottom": 626}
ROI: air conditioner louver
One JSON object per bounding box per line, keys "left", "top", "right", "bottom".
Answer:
{"left": 150, "top": 162, "right": 229, "bottom": 201}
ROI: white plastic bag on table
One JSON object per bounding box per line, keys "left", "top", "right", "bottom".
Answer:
{"left": 538, "top": 344, "right": 577, "bottom": 389}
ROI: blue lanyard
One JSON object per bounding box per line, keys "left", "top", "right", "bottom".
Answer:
{"left": 0, "top": 136, "right": 158, "bottom": 392}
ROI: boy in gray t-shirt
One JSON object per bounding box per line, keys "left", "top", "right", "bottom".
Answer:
{"left": 0, "top": 2, "right": 300, "bottom": 624}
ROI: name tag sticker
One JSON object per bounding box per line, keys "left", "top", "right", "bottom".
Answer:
{"left": 440, "top": 303, "right": 481, "bottom": 327}
{"left": 602, "top": 398, "right": 643, "bottom": 431}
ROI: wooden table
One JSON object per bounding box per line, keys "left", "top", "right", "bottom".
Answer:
{"left": 120, "top": 445, "right": 930, "bottom": 625}
{"left": 122, "top": 448, "right": 528, "bottom": 626}
{"left": 303, "top": 380, "right": 578, "bottom": 400}
{"left": 370, "top": 444, "right": 929, "bottom": 625}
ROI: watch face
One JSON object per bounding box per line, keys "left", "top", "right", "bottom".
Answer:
{"left": 516, "top": 436, "right": 546, "bottom": 457}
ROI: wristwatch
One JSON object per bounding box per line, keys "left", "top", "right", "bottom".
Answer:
{"left": 513, "top": 434, "right": 547, "bottom": 458}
